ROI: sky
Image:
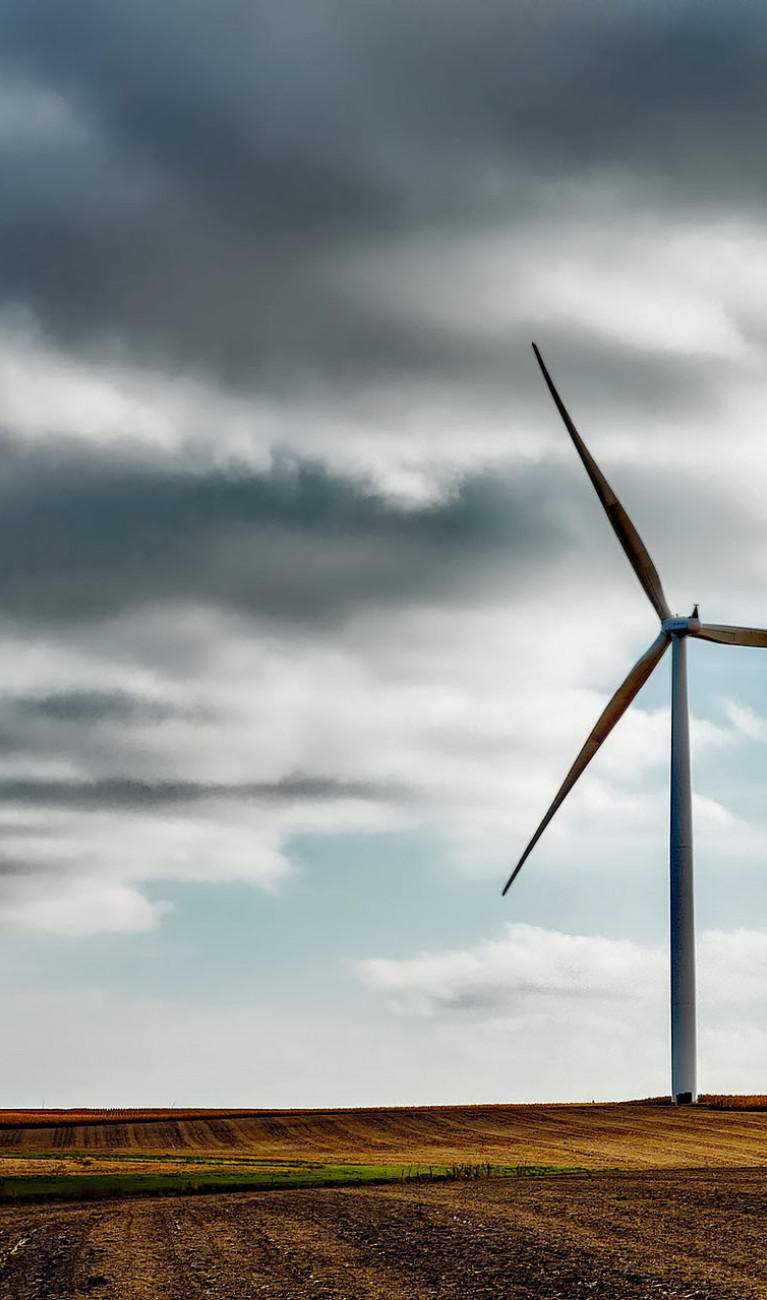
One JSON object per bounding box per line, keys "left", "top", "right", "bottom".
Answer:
{"left": 2, "top": 0, "right": 767, "bottom": 1106}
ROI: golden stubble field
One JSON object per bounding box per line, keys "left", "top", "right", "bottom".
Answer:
{"left": 1, "top": 1097, "right": 767, "bottom": 1173}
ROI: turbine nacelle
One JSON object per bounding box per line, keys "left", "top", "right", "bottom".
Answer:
{"left": 662, "top": 609, "right": 701, "bottom": 638}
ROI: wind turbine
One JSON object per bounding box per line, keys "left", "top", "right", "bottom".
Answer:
{"left": 503, "top": 343, "right": 767, "bottom": 1105}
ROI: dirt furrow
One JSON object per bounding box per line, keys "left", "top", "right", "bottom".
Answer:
{"left": 248, "top": 1183, "right": 755, "bottom": 1299}
{"left": 147, "top": 1195, "right": 429, "bottom": 1299}
{"left": 0, "top": 1203, "right": 105, "bottom": 1300}
{"left": 84, "top": 1200, "right": 197, "bottom": 1300}
{"left": 198, "top": 1193, "right": 434, "bottom": 1298}
{"left": 437, "top": 1170, "right": 767, "bottom": 1294}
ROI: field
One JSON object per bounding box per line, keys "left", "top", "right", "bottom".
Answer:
{"left": 2, "top": 1098, "right": 767, "bottom": 1173}
{"left": 2, "top": 1101, "right": 767, "bottom": 1296}
{"left": 2, "top": 1170, "right": 767, "bottom": 1297}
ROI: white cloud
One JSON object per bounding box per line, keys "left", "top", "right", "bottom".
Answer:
{"left": 337, "top": 211, "right": 755, "bottom": 361}
{"left": 699, "top": 928, "right": 767, "bottom": 1003}
{"left": 360, "top": 923, "right": 664, "bottom": 1013}
{"left": 700, "top": 1025, "right": 767, "bottom": 1095}
{"left": 0, "top": 315, "right": 272, "bottom": 464}
{"left": 361, "top": 921, "right": 767, "bottom": 1015}
{"left": 0, "top": 877, "right": 170, "bottom": 937}
{"left": 723, "top": 699, "right": 767, "bottom": 742}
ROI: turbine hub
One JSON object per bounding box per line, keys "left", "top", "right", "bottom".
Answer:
{"left": 662, "top": 609, "right": 701, "bottom": 637}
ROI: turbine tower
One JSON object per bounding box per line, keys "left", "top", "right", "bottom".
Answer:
{"left": 503, "top": 343, "right": 767, "bottom": 1105}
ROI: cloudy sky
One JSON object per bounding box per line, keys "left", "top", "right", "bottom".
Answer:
{"left": 2, "top": 0, "right": 767, "bottom": 1106}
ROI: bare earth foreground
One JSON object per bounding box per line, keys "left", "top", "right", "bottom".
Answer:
{"left": 3, "top": 1102, "right": 767, "bottom": 1298}
{"left": 3, "top": 1172, "right": 767, "bottom": 1299}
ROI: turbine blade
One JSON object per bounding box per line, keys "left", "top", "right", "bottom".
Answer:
{"left": 502, "top": 632, "right": 669, "bottom": 896}
{"left": 532, "top": 343, "right": 671, "bottom": 623}
{"left": 692, "top": 622, "right": 767, "bottom": 648}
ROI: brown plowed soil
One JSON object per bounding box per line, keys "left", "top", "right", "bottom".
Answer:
{"left": 2, "top": 1170, "right": 767, "bottom": 1298}
{"left": 3, "top": 1101, "right": 767, "bottom": 1168}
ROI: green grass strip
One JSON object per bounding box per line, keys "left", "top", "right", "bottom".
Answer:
{"left": 0, "top": 1162, "right": 595, "bottom": 1205}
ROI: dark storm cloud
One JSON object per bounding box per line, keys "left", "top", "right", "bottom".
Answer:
{"left": 0, "top": 440, "right": 566, "bottom": 626}
{"left": 0, "top": 689, "right": 187, "bottom": 766}
{"left": 0, "top": 0, "right": 764, "bottom": 388}
{"left": 0, "top": 775, "right": 403, "bottom": 810}
{"left": 14, "top": 690, "right": 179, "bottom": 724}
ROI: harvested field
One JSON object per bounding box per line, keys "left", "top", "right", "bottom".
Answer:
{"left": 2, "top": 1100, "right": 767, "bottom": 1170}
{"left": 2, "top": 1169, "right": 767, "bottom": 1297}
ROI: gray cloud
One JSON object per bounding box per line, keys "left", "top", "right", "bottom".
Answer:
{"left": 0, "top": 441, "right": 566, "bottom": 626}
{"left": 13, "top": 689, "right": 180, "bottom": 724}
{"left": 0, "top": 690, "right": 193, "bottom": 782}
{"left": 439, "top": 984, "right": 610, "bottom": 1013}
{"left": 0, "top": 689, "right": 187, "bottom": 770}
{"left": 0, "top": 775, "right": 403, "bottom": 810}
{"left": 0, "top": 1, "right": 764, "bottom": 391}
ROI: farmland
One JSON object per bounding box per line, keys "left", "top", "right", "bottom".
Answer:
{"left": 2, "top": 1169, "right": 767, "bottom": 1297}
{"left": 2, "top": 1098, "right": 767, "bottom": 1171}
{"left": 2, "top": 1101, "right": 767, "bottom": 1296}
